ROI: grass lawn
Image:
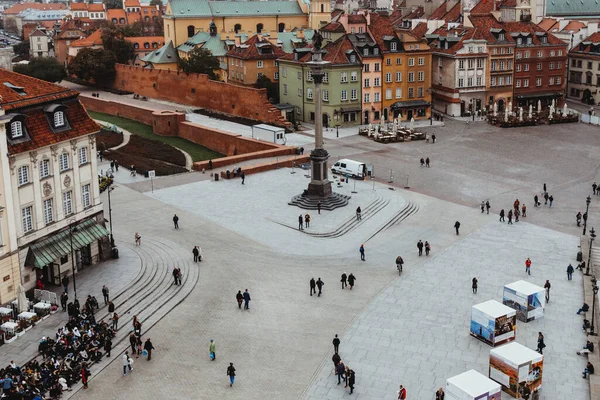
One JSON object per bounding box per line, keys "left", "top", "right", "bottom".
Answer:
{"left": 89, "top": 111, "right": 223, "bottom": 162}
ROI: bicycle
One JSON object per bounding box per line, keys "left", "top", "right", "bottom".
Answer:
{"left": 396, "top": 256, "right": 403, "bottom": 275}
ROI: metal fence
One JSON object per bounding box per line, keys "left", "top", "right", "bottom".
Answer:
{"left": 581, "top": 114, "right": 600, "bottom": 126}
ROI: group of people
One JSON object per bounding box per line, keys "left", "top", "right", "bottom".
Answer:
{"left": 419, "top": 157, "right": 431, "bottom": 167}
{"left": 330, "top": 337, "right": 356, "bottom": 395}
{"left": 499, "top": 198, "right": 527, "bottom": 224}
{"left": 416, "top": 240, "right": 431, "bottom": 256}
{"left": 576, "top": 302, "right": 596, "bottom": 379}
{"left": 235, "top": 289, "right": 251, "bottom": 310}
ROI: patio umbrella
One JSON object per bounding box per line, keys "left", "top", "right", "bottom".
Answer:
{"left": 537, "top": 100, "right": 541, "bottom": 113}
{"left": 528, "top": 104, "right": 533, "bottom": 119}
{"left": 563, "top": 103, "right": 568, "bottom": 117}
{"left": 410, "top": 117, "right": 415, "bottom": 129}
{"left": 508, "top": 101, "right": 512, "bottom": 114}
{"left": 17, "top": 284, "right": 27, "bottom": 313}
{"left": 493, "top": 102, "right": 498, "bottom": 117}
{"left": 519, "top": 107, "right": 523, "bottom": 122}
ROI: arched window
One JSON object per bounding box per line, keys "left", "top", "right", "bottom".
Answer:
{"left": 10, "top": 121, "right": 23, "bottom": 138}
{"left": 144, "top": 42, "right": 150, "bottom": 49}
{"left": 111, "top": 18, "right": 117, "bottom": 23}
{"left": 144, "top": 16, "right": 150, "bottom": 22}
{"left": 59, "top": 153, "right": 69, "bottom": 171}
{"left": 234, "top": 23, "right": 241, "bottom": 33}
{"left": 278, "top": 23, "right": 285, "bottom": 33}
{"left": 119, "top": 18, "right": 125, "bottom": 24}
{"left": 187, "top": 25, "right": 195, "bottom": 37}
{"left": 18, "top": 165, "right": 29, "bottom": 186}
{"left": 256, "top": 23, "right": 263, "bottom": 34}
{"left": 321, "top": 4, "right": 324, "bottom": 12}
{"left": 152, "top": 42, "right": 158, "bottom": 48}
{"left": 134, "top": 43, "right": 139, "bottom": 49}
{"left": 53, "top": 111, "right": 65, "bottom": 128}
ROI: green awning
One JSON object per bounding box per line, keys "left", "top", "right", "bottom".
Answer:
{"left": 25, "top": 219, "right": 109, "bottom": 269}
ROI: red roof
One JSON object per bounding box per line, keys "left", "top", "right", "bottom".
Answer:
{"left": 88, "top": 3, "right": 105, "bottom": 12}
{"left": 227, "top": 34, "right": 286, "bottom": 60}
{"left": 125, "top": 36, "right": 164, "bottom": 52}
{"left": 8, "top": 100, "right": 100, "bottom": 155}
{"left": 4, "top": 2, "right": 66, "bottom": 15}
{"left": 570, "top": 32, "right": 600, "bottom": 55}
{"left": 107, "top": 9, "right": 127, "bottom": 22}
{"left": 412, "top": 22, "right": 428, "bottom": 38}
{"left": 442, "top": 1, "right": 462, "bottom": 23}
{"left": 321, "top": 21, "right": 345, "bottom": 33}
{"left": 368, "top": 12, "right": 396, "bottom": 50}
{"left": 429, "top": 1, "right": 449, "bottom": 20}
{"left": 470, "top": 0, "right": 502, "bottom": 14}
{"left": 537, "top": 18, "right": 558, "bottom": 31}
{"left": 0, "top": 70, "right": 76, "bottom": 111}
{"left": 499, "top": 0, "right": 517, "bottom": 7}
{"left": 280, "top": 36, "right": 358, "bottom": 66}
{"left": 467, "top": 14, "right": 565, "bottom": 46}
{"left": 69, "top": 29, "right": 103, "bottom": 47}
{"left": 70, "top": 3, "right": 88, "bottom": 11}
{"left": 562, "top": 21, "right": 586, "bottom": 33}
{"left": 348, "top": 14, "right": 366, "bottom": 24}
{"left": 403, "top": 6, "right": 424, "bottom": 20}
{"left": 124, "top": 0, "right": 141, "bottom": 7}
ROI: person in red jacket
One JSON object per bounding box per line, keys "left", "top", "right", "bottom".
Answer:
{"left": 525, "top": 258, "right": 532, "bottom": 275}
{"left": 397, "top": 385, "right": 407, "bottom": 399}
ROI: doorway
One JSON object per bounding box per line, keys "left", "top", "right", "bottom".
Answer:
{"left": 364, "top": 110, "right": 369, "bottom": 125}
{"left": 383, "top": 108, "right": 388, "bottom": 121}
{"left": 407, "top": 109, "right": 413, "bottom": 120}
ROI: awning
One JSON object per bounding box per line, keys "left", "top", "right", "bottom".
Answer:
{"left": 340, "top": 107, "right": 361, "bottom": 113}
{"left": 273, "top": 103, "right": 296, "bottom": 110}
{"left": 517, "top": 92, "right": 563, "bottom": 99}
{"left": 390, "top": 100, "right": 430, "bottom": 109}
{"left": 25, "top": 219, "right": 109, "bottom": 269}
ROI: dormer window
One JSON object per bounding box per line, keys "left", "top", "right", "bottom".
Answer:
{"left": 527, "top": 37, "right": 532, "bottom": 44}
{"left": 11, "top": 121, "right": 23, "bottom": 138}
{"left": 499, "top": 33, "right": 505, "bottom": 41}
{"left": 541, "top": 36, "right": 547, "bottom": 44}
{"left": 391, "top": 42, "right": 397, "bottom": 51}
{"left": 54, "top": 111, "right": 65, "bottom": 128}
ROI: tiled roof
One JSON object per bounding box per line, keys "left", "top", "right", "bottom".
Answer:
{"left": 70, "top": 3, "right": 88, "bottom": 11}
{"left": 412, "top": 22, "right": 428, "bottom": 39}
{"left": 431, "top": 25, "right": 476, "bottom": 54}
{"left": 429, "top": 1, "right": 448, "bottom": 20}
{"left": 107, "top": 9, "right": 127, "bottom": 21}
{"left": 468, "top": 14, "right": 565, "bottom": 46}
{"left": 321, "top": 21, "right": 345, "bottom": 33}
{"left": 570, "top": 32, "right": 600, "bottom": 55}
{"left": 348, "top": 14, "right": 366, "bottom": 24}
{"left": 29, "top": 28, "right": 49, "bottom": 37}
{"left": 503, "top": 20, "right": 565, "bottom": 45}
{"left": 69, "top": 29, "right": 103, "bottom": 47}
{"left": 499, "top": 0, "right": 516, "bottom": 7}
{"left": 367, "top": 13, "right": 395, "bottom": 50}
{"left": 403, "top": 6, "right": 424, "bottom": 19}
{"left": 562, "top": 21, "right": 587, "bottom": 33}
{"left": 442, "top": 1, "right": 462, "bottom": 23}
{"left": 546, "top": 0, "right": 600, "bottom": 16}
{"left": 88, "top": 4, "right": 105, "bottom": 12}
{"left": 537, "top": 18, "right": 558, "bottom": 31}
{"left": 125, "top": 0, "right": 141, "bottom": 7}
{"left": 277, "top": 30, "right": 314, "bottom": 53}
{"left": 331, "top": 9, "right": 344, "bottom": 19}
{"left": 4, "top": 3, "right": 66, "bottom": 15}
{"left": 141, "top": 41, "right": 177, "bottom": 64}
{"left": 126, "top": 11, "right": 142, "bottom": 22}
{"left": 279, "top": 35, "right": 359, "bottom": 66}
{"left": 167, "top": 0, "right": 304, "bottom": 18}
{"left": 125, "top": 36, "right": 164, "bottom": 50}
{"left": 0, "top": 70, "right": 77, "bottom": 111}
{"left": 470, "top": 0, "right": 501, "bottom": 14}
{"left": 226, "top": 34, "right": 285, "bottom": 60}
{"left": 8, "top": 100, "right": 100, "bottom": 155}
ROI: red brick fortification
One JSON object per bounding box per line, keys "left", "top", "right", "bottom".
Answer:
{"left": 112, "top": 64, "right": 292, "bottom": 129}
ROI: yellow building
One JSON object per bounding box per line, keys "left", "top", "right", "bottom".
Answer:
{"left": 163, "top": 0, "right": 329, "bottom": 48}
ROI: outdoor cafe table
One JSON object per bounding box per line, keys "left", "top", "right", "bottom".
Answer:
{"left": 0, "top": 321, "right": 18, "bottom": 335}
{"left": 17, "top": 311, "right": 36, "bottom": 320}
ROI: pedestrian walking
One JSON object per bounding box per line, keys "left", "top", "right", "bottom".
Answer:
{"left": 236, "top": 290, "right": 243, "bottom": 308}
{"left": 525, "top": 258, "right": 532, "bottom": 275}
{"left": 544, "top": 192, "right": 549, "bottom": 205}
{"left": 522, "top": 204, "right": 527, "bottom": 217}
{"left": 348, "top": 273, "right": 356, "bottom": 289}
{"left": 425, "top": 241, "right": 431, "bottom": 256}
{"left": 593, "top": 182, "right": 597, "bottom": 195}
{"left": 454, "top": 220, "right": 460, "bottom": 235}
{"left": 549, "top": 194, "right": 554, "bottom": 207}
{"left": 193, "top": 246, "right": 199, "bottom": 262}
{"left": 102, "top": 285, "right": 109, "bottom": 304}
{"left": 356, "top": 206, "right": 362, "bottom": 221}
{"left": 209, "top": 339, "right": 216, "bottom": 361}
{"left": 62, "top": 275, "right": 69, "bottom": 293}
{"left": 543, "top": 183, "right": 547, "bottom": 193}
{"left": 317, "top": 201, "right": 321, "bottom": 215}
{"left": 81, "top": 363, "right": 90, "bottom": 388}
{"left": 135, "top": 335, "right": 142, "bottom": 357}
{"left": 104, "top": 338, "right": 112, "bottom": 357}
{"left": 112, "top": 312, "right": 119, "bottom": 331}
{"left": 333, "top": 334, "right": 340, "bottom": 353}
{"left": 432, "top": 133, "right": 436, "bottom": 143}
{"left": 481, "top": 201, "right": 485, "bottom": 213}
{"left": 499, "top": 209, "right": 505, "bottom": 222}
{"left": 316, "top": 278, "right": 324, "bottom": 296}
{"left": 426, "top": 133, "right": 430, "bottom": 143}
{"left": 507, "top": 209, "right": 513, "bottom": 224}
{"left": 397, "top": 385, "right": 407, "bottom": 399}
{"left": 426, "top": 157, "right": 430, "bottom": 167}
{"left": 129, "top": 332, "right": 137, "bottom": 354}
{"left": 144, "top": 338, "right": 154, "bottom": 361}
{"left": 60, "top": 292, "right": 68, "bottom": 311}
{"left": 243, "top": 289, "right": 251, "bottom": 309}
{"left": 227, "top": 363, "right": 236, "bottom": 387}
{"left": 436, "top": 387, "right": 445, "bottom": 400}
{"left": 122, "top": 352, "right": 132, "bottom": 375}
{"left": 298, "top": 214, "right": 303, "bottom": 230}
{"left": 472, "top": 277, "right": 478, "bottom": 294}
{"left": 172, "top": 267, "right": 179, "bottom": 285}
{"left": 417, "top": 240, "right": 424, "bottom": 256}
{"left": 534, "top": 194, "right": 539, "bottom": 207}
{"left": 348, "top": 369, "right": 355, "bottom": 394}
{"left": 135, "top": 232, "right": 141, "bottom": 246}
{"left": 310, "top": 278, "right": 316, "bottom": 296}
{"left": 567, "top": 263, "right": 574, "bottom": 280}
{"left": 241, "top": 171, "right": 245, "bottom": 185}
{"left": 305, "top": 213, "right": 311, "bottom": 228}
{"left": 332, "top": 352, "right": 341, "bottom": 374}
{"left": 544, "top": 280, "right": 551, "bottom": 303}
{"left": 537, "top": 332, "right": 545, "bottom": 354}
{"left": 336, "top": 360, "right": 346, "bottom": 385}
{"left": 577, "top": 212, "right": 582, "bottom": 227}
{"left": 115, "top": 161, "right": 119, "bottom": 171}
{"left": 341, "top": 273, "right": 347, "bottom": 289}
{"left": 420, "top": 157, "right": 425, "bottom": 167}
{"left": 514, "top": 199, "right": 520, "bottom": 212}
{"left": 514, "top": 208, "right": 520, "bottom": 222}
{"left": 486, "top": 200, "right": 490, "bottom": 214}
{"left": 173, "top": 214, "right": 179, "bottom": 229}
{"left": 359, "top": 244, "right": 365, "bottom": 261}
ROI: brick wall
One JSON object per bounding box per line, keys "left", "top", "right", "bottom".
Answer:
{"left": 112, "top": 64, "right": 292, "bottom": 129}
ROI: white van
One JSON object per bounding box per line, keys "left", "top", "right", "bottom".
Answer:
{"left": 331, "top": 159, "right": 367, "bottom": 179}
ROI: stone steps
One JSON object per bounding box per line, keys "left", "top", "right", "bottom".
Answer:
{"left": 364, "top": 201, "right": 420, "bottom": 244}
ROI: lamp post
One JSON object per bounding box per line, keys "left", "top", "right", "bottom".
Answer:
{"left": 586, "top": 227, "right": 596, "bottom": 275}
{"left": 107, "top": 185, "right": 115, "bottom": 247}
{"left": 69, "top": 219, "right": 78, "bottom": 301}
{"left": 334, "top": 109, "right": 340, "bottom": 137}
{"left": 584, "top": 195, "right": 591, "bottom": 235}
{"left": 591, "top": 279, "right": 599, "bottom": 335}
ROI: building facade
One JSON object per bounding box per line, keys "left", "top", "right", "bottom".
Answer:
{"left": 29, "top": 28, "right": 52, "bottom": 58}
{"left": 227, "top": 34, "right": 285, "bottom": 85}
{"left": 0, "top": 70, "right": 109, "bottom": 298}
{"left": 567, "top": 32, "right": 600, "bottom": 104}
{"left": 348, "top": 32, "right": 383, "bottom": 124}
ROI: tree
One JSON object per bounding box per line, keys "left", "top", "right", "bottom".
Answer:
{"left": 14, "top": 57, "right": 66, "bottom": 82}
{"left": 13, "top": 41, "right": 30, "bottom": 57}
{"left": 101, "top": 28, "right": 135, "bottom": 64}
{"left": 255, "top": 75, "right": 279, "bottom": 104}
{"left": 177, "top": 47, "right": 219, "bottom": 79}
{"left": 105, "top": 0, "right": 123, "bottom": 9}
{"left": 68, "top": 48, "right": 117, "bottom": 85}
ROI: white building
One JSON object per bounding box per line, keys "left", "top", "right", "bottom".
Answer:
{"left": 0, "top": 69, "right": 110, "bottom": 299}
{"left": 29, "top": 27, "right": 52, "bottom": 58}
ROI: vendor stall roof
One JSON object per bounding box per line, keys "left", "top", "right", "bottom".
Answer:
{"left": 505, "top": 280, "right": 545, "bottom": 294}
{"left": 447, "top": 370, "right": 500, "bottom": 397}
{"left": 473, "top": 300, "right": 516, "bottom": 318}
{"left": 490, "top": 342, "right": 543, "bottom": 365}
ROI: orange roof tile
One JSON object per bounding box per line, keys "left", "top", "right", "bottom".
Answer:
{"left": 125, "top": 36, "right": 164, "bottom": 50}
{"left": 412, "top": 22, "right": 428, "bottom": 38}
{"left": 279, "top": 36, "right": 359, "bottom": 66}
{"left": 227, "top": 34, "right": 286, "bottom": 60}
{"left": 429, "top": 1, "right": 449, "bottom": 20}
{"left": 470, "top": 0, "right": 502, "bottom": 14}
{"left": 69, "top": 29, "right": 103, "bottom": 47}
{"left": 570, "top": 32, "right": 600, "bottom": 55}
{"left": 0, "top": 69, "right": 76, "bottom": 111}
{"left": 563, "top": 21, "right": 586, "bottom": 33}
{"left": 107, "top": 8, "right": 127, "bottom": 21}
{"left": 126, "top": 11, "right": 141, "bottom": 23}
{"left": 70, "top": 3, "right": 88, "bottom": 11}
{"left": 87, "top": 3, "right": 105, "bottom": 12}
{"left": 124, "top": 0, "right": 141, "bottom": 7}
{"left": 538, "top": 18, "right": 558, "bottom": 31}
{"left": 4, "top": 2, "right": 66, "bottom": 15}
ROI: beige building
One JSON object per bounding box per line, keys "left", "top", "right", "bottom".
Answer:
{"left": 29, "top": 28, "right": 52, "bottom": 59}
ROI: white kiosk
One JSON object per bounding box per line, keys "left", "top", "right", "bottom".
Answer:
{"left": 489, "top": 342, "right": 544, "bottom": 398}
{"left": 446, "top": 369, "right": 501, "bottom": 400}
{"left": 502, "top": 280, "right": 545, "bottom": 322}
{"left": 470, "top": 300, "right": 517, "bottom": 346}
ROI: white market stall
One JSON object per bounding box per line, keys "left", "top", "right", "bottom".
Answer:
{"left": 470, "top": 300, "right": 517, "bottom": 346}
{"left": 489, "top": 342, "right": 544, "bottom": 398}
{"left": 446, "top": 369, "right": 501, "bottom": 400}
{"left": 502, "top": 280, "right": 545, "bottom": 322}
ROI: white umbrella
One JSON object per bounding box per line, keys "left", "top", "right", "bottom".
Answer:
{"left": 368, "top": 123, "right": 372, "bottom": 131}
{"left": 17, "top": 284, "right": 27, "bottom": 313}
{"left": 563, "top": 103, "right": 568, "bottom": 117}
{"left": 504, "top": 107, "right": 509, "bottom": 122}
{"left": 508, "top": 101, "right": 512, "bottom": 115}
{"left": 537, "top": 100, "right": 541, "bottom": 113}
{"left": 493, "top": 102, "right": 498, "bottom": 117}
{"left": 528, "top": 104, "right": 533, "bottom": 119}
{"left": 519, "top": 107, "right": 523, "bottom": 122}
{"left": 549, "top": 105, "right": 554, "bottom": 119}
{"left": 552, "top": 99, "right": 555, "bottom": 108}
{"left": 410, "top": 117, "right": 415, "bottom": 129}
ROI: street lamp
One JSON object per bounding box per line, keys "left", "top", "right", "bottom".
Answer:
{"left": 334, "top": 109, "right": 340, "bottom": 137}
{"left": 584, "top": 195, "right": 592, "bottom": 235}
{"left": 591, "top": 279, "right": 599, "bottom": 335}
{"left": 107, "top": 185, "right": 115, "bottom": 247}
{"left": 587, "top": 227, "right": 597, "bottom": 275}
{"left": 68, "top": 219, "right": 78, "bottom": 301}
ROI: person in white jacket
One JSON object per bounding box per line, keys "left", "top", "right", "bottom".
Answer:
{"left": 123, "top": 351, "right": 133, "bottom": 375}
